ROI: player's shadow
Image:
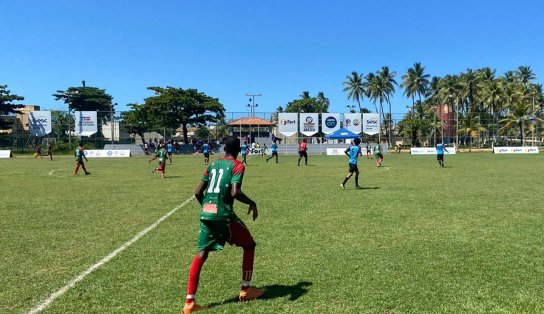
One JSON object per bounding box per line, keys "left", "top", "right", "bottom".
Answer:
{"left": 358, "top": 186, "right": 380, "bottom": 190}
{"left": 206, "top": 281, "right": 312, "bottom": 309}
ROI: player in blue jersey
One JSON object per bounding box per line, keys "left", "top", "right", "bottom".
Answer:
{"left": 266, "top": 142, "right": 279, "bottom": 163}
{"left": 241, "top": 141, "right": 248, "bottom": 165}
{"left": 202, "top": 141, "right": 210, "bottom": 165}
{"left": 167, "top": 141, "right": 174, "bottom": 164}
{"left": 341, "top": 138, "right": 363, "bottom": 189}
{"left": 436, "top": 141, "right": 449, "bottom": 167}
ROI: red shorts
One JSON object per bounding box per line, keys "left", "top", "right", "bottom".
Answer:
{"left": 158, "top": 163, "right": 165, "bottom": 171}
{"left": 228, "top": 219, "right": 256, "bottom": 249}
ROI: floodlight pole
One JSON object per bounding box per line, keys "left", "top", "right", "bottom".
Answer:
{"left": 245, "top": 93, "right": 262, "bottom": 117}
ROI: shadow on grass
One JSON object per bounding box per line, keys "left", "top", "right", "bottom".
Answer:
{"left": 359, "top": 186, "right": 380, "bottom": 190}
{"left": 206, "top": 281, "right": 313, "bottom": 309}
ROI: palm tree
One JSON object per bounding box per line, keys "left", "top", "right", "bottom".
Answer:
{"left": 401, "top": 62, "right": 430, "bottom": 145}
{"left": 499, "top": 102, "right": 543, "bottom": 146}
{"left": 342, "top": 72, "right": 365, "bottom": 113}
{"left": 458, "top": 114, "right": 486, "bottom": 151}
{"left": 364, "top": 73, "right": 378, "bottom": 113}
{"left": 479, "top": 79, "right": 504, "bottom": 144}
{"left": 315, "top": 92, "right": 330, "bottom": 113}
{"left": 515, "top": 66, "right": 536, "bottom": 87}
{"left": 378, "top": 66, "right": 398, "bottom": 146}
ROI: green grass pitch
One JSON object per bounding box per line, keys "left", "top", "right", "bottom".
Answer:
{"left": 1, "top": 152, "right": 544, "bottom": 313}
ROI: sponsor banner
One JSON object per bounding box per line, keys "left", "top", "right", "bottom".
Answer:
{"left": 74, "top": 111, "right": 98, "bottom": 136}
{"left": 84, "top": 150, "right": 131, "bottom": 158}
{"left": 278, "top": 113, "right": 298, "bottom": 136}
{"left": 321, "top": 113, "right": 340, "bottom": 134}
{"left": 343, "top": 113, "right": 362, "bottom": 134}
{"left": 248, "top": 148, "right": 263, "bottom": 154}
{"left": 28, "top": 111, "right": 52, "bottom": 136}
{"left": 493, "top": 147, "right": 539, "bottom": 154}
{"left": 411, "top": 147, "right": 456, "bottom": 155}
{"left": 362, "top": 113, "right": 380, "bottom": 135}
{"left": 326, "top": 148, "right": 346, "bottom": 156}
{"left": 299, "top": 113, "right": 319, "bottom": 136}
{"left": 0, "top": 150, "right": 11, "bottom": 158}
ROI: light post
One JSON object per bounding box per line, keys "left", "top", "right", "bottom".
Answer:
{"left": 532, "top": 97, "right": 535, "bottom": 146}
{"left": 346, "top": 104, "right": 356, "bottom": 113}
{"left": 433, "top": 105, "right": 437, "bottom": 146}
{"left": 111, "top": 103, "right": 117, "bottom": 144}
{"left": 245, "top": 93, "right": 262, "bottom": 117}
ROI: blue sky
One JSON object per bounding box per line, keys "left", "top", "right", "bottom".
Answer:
{"left": 2, "top": 0, "right": 543, "bottom": 118}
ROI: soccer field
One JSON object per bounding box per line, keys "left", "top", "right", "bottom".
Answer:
{"left": 1, "top": 153, "right": 544, "bottom": 313}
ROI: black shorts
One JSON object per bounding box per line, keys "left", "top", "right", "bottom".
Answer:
{"left": 298, "top": 151, "right": 307, "bottom": 158}
{"left": 437, "top": 154, "right": 444, "bottom": 161}
{"left": 204, "top": 153, "right": 209, "bottom": 158}
{"left": 348, "top": 163, "right": 359, "bottom": 173}
{"left": 167, "top": 152, "right": 172, "bottom": 156}
{"left": 271, "top": 151, "right": 278, "bottom": 156}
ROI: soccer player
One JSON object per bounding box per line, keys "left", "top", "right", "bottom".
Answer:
{"left": 34, "top": 143, "right": 42, "bottom": 158}
{"left": 366, "top": 141, "right": 372, "bottom": 159}
{"left": 202, "top": 141, "right": 210, "bottom": 165}
{"left": 261, "top": 143, "right": 268, "bottom": 157}
{"left": 436, "top": 141, "right": 449, "bottom": 167}
{"left": 373, "top": 143, "right": 383, "bottom": 167}
{"left": 74, "top": 142, "right": 90, "bottom": 175}
{"left": 183, "top": 136, "right": 263, "bottom": 313}
{"left": 167, "top": 141, "right": 174, "bottom": 163}
{"left": 241, "top": 141, "right": 249, "bottom": 165}
{"left": 266, "top": 142, "right": 278, "bottom": 163}
{"left": 148, "top": 143, "right": 167, "bottom": 178}
{"left": 47, "top": 142, "right": 53, "bottom": 161}
{"left": 341, "top": 138, "right": 363, "bottom": 189}
{"left": 297, "top": 138, "right": 308, "bottom": 166}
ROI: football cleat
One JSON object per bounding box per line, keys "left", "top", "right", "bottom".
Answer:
{"left": 239, "top": 286, "right": 264, "bottom": 302}
{"left": 183, "top": 302, "right": 207, "bottom": 314}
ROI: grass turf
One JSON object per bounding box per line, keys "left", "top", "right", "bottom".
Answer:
{"left": 1, "top": 152, "right": 543, "bottom": 313}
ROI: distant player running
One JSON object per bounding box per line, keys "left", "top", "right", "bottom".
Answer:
{"left": 74, "top": 142, "right": 90, "bottom": 175}
{"left": 149, "top": 143, "right": 167, "bottom": 178}
{"left": 366, "top": 142, "right": 372, "bottom": 159}
{"left": 202, "top": 141, "right": 210, "bottom": 165}
{"left": 34, "top": 144, "right": 43, "bottom": 158}
{"left": 341, "top": 138, "right": 363, "bottom": 189}
{"left": 266, "top": 142, "right": 279, "bottom": 163}
{"left": 167, "top": 142, "right": 174, "bottom": 163}
{"left": 47, "top": 142, "right": 53, "bottom": 161}
{"left": 373, "top": 143, "right": 383, "bottom": 167}
{"left": 436, "top": 141, "right": 449, "bottom": 167}
{"left": 241, "top": 141, "right": 249, "bottom": 165}
{"left": 182, "top": 136, "right": 263, "bottom": 313}
{"left": 297, "top": 138, "right": 308, "bottom": 166}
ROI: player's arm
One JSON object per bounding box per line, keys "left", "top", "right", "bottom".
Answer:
{"left": 194, "top": 181, "right": 208, "bottom": 205}
{"left": 148, "top": 156, "right": 157, "bottom": 163}
{"left": 231, "top": 183, "right": 258, "bottom": 221}
{"left": 344, "top": 148, "right": 350, "bottom": 157}
{"left": 444, "top": 146, "right": 449, "bottom": 153}
{"left": 83, "top": 150, "right": 88, "bottom": 161}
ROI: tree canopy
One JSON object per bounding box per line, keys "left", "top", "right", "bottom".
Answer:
{"left": 284, "top": 91, "right": 329, "bottom": 113}
{"left": 0, "top": 85, "right": 24, "bottom": 130}
{"left": 53, "top": 84, "right": 114, "bottom": 120}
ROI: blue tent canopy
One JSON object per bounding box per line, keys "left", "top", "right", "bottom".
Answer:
{"left": 325, "top": 128, "right": 360, "bottom": 139}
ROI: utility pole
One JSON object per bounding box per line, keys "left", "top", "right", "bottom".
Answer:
{"left": 245, "top": 93, "right": 262, "bottom": 117}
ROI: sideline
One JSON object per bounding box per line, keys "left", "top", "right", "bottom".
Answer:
{"left": 26, "top": 195, "right": 196, "bottom": 314}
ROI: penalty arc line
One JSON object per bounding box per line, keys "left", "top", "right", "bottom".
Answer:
{"left": 26, "top": 195, "right": 196, "bottom": 314}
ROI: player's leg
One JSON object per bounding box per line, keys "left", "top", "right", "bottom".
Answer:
{"left": 74, "top": 161, "right": 80, "bottom": 175}
{"left": 355, "top": 169, "right": 360, "bottom": 187}
{"left": 184, "top": 249, "right": 209, "bottom": 313}
{"left": 304, "top": 152, "right": 308, "bottom": 166}
{"left": 275, "top": 152, "right": 278, "bottom": 163}
{"left": 228, "top": 219, "right": 263, "bottom": 301}
{"left": 81, "top": 162, "right": 90, "bottom": 175}
{"left": 341, "top": 171, "right": 353, "bottom": 189}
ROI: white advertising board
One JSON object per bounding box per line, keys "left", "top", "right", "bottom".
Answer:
{"left": 321, "top": 113, "right": 340, "bottom": 134}
{"left": 0, "top": 150, "right": 11, "bottom": 158}
{"left": 411, "top": 147, "right": 456, "bottom": 155}
{"left": 278, "top": 113, "right": 298, "bottom": 136}
{"left": 343, "top": 113, "right": 362, "bottom": 134}
{"left": 493, "top": 147, "right": 539, "bottom": 154}
{"left": 74, "top": 111, "right": 98, "bottom": 136}
{"left": 28, "top": 111, "right": 52, "bottom": 136}
{"left": 326, "top": 148, "right": 346, "bottom": 156}
{"left": 299, "top": 113, "right": 319, "bottom": 136}
{"left": 84, "top": 150, "right": 131, "bottom": 158}
{"left": 362, "top": 113, "right": 380, "bottom": 135}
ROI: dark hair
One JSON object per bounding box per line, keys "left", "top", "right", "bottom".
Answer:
{"left": 78, "top": 141, "right": 84, "bottom": 147}
{"left": 224, "top": 136, "right": 241, "bottom": 155}
{"left": 354, "top": 138, "right": 361, "bottom": 145}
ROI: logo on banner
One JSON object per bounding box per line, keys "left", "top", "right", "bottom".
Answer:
{"left": 366, "top": 118, "right": 378, "bottom": 125}
{"left": 325, "top": 116, "right": 337, "bottom": 128}
{"left": 303, "top": 116, "right": 316, "bottom": 132}
{"left": 79, "top": 116, "right": 95, "bottom": 127}
{"left": 345, "top": 119, "right": 352, "bottom": 126}
{"left": 31, "top": 116, "right": 48, "bottom": 124}
{"left": 353, "top": 119, "right": 360, "bottom": 126}
{"left": 280, "top": 119, "right": 296, "bottom": 125}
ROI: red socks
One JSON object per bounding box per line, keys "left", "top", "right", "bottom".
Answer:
{"left": 241, "top": 250, "right": 254, "bottom": 290}
{"left": 186, "top": 256, "right": 205, "bottom": 303}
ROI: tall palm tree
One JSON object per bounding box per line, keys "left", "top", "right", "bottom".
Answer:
{"left": 315, "top": 92, "right": 330, "bottom": 113}
{"left": 499, "top": 102, "right": 543, "bottom": 146}
{"left": 479, "top": 79, "right": 504, "bottom": 143}
{"left": 503, "top": 71, "right": 517, "bottom": 84}
{"left": 364, "top": 73, "right": 378, "bottom": 112}
{"left": 458, "top": 114, "right": 486, "bottom": 151}
{"left": 459, "top": 69, "right": 479, "bottom": 113}
{"left": 401, "top": 62, "right": 430, "bottom": 145}
{"left": 378, "top": 66, "right": 398, "bottom": 146}
{"left": 515, "top": 66, "right": 536, "bottom": 87}
{"left": 342, "top": 72, "right": 365, "bottom": 113}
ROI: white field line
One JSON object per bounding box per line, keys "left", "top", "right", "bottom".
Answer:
{"left": 26, "top": 195, "right": 196, "bottom": 314}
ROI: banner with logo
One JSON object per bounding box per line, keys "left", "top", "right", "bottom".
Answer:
{"left": 362, "top": 113, "right": 380, "bottom": 135}
{"left": 0, "top": 150, "right": 11, "bottom": 158}
{"left": 278, "top": 113, "right": 298, "bottom": 136}
{"left": 74, "top": 111, "right": 98, "bottom": 136}
{"left": 410, "top": 147, "right": 456, "bottom": 155}
{"left": 299, "top": 113, "right": 319, "bottom": 136}
{"left": 28, "top": 111, "right": 52, "bottom": 136}
{"left": 493, "top": 147, "right": 539, "bottom": 154}
{"left": 343, "top": 113, "right": 362, "bottom": 134}
{"left": 85, "top": 149, "right": 131, "bottom": 157}
{"left": 321, "top": 113, "right": 340, "bottom": 134}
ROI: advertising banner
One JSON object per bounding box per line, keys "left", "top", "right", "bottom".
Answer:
{"left": 326, "top": 148, "right": 346, "bottom": 156}
{"left": 410, "top": 147, "right": 456, "bottom": 155}
{"left": 362, "top": 113, "right": 380, "bottom": 135}
{"left": 74, "top": 111, "right": 98, "bottom": 136}
{"left": 343, "top": 113, "right": 362, "bottom": 134}
{"left": 28, "top": 111, "right": 52, "bottom": 136}
{"left": 0, "top": 150, "right": 11, "bottom": 158}
{"left": 299, "top": 113, "right": 319, "bottom": 136}
{"left": 84, "top": 150, "right": 131, "bottom": 158}
{"left": 321, "top": 113, "right": 340, "bottom": 134}
{"left": 493, "top": 147, "right": 539, "bottom": 154}
{"left": 278, "top": 113, "right": 298, "bottom": 136}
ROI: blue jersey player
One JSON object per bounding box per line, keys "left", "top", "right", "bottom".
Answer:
{"left": 202, "top": 142, "right": 210, "bottom": 165}
{"left": 341, "top": 138, "right": 363, "bottom": 189}
{"left": 241, "top": 141, "right": 248, "bottom": 165}
{"left": 436, "top": 141, "right": 449, "bottom": 167}
{"left": 266, "top": 142, "right": 278, "bottom": 163}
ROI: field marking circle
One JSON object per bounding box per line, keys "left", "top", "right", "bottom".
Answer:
{"left": 48, "top": 169, "right": 72, "bottom": 178}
